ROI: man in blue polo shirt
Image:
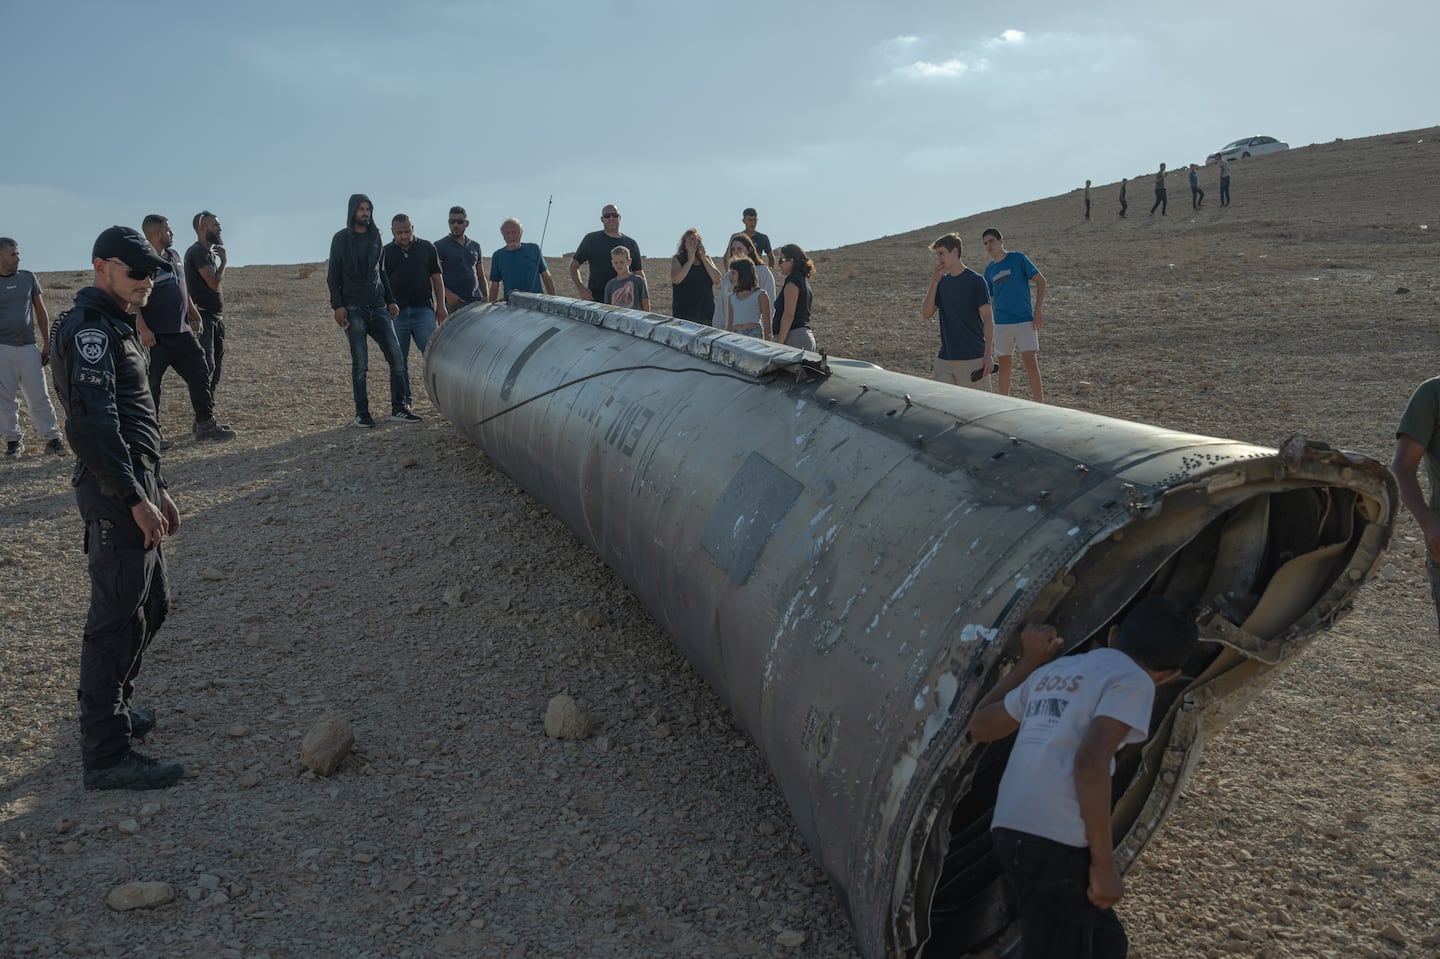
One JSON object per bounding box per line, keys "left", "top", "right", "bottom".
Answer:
{"left": 435, "top": 206, "right": 486, "bottom": 309}
{"left": 982, "top": 228, "right": 1047, "bottom": 405}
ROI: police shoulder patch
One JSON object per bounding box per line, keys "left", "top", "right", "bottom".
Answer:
{"left": 76, "top": 329, "right": 109, "bottom": 364}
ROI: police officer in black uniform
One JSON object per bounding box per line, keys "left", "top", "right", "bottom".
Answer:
{"left": 55, "top": 226, "right": 186, "bottom": 790}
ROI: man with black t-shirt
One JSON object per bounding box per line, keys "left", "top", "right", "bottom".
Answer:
{"left": 923, "top": 233, "right": 994, "bottom": 389}
{"left": 569, "top": 204, "right": 643, "bottom": 302}
{"left": 381, "top": 214, "right": 447, "bottom": 411}
{"left": 184, "top": 211, "right": 227, "bottom": 395}
{"left": 738, "top": 208, "right": 775, "bottom": 269}
{"left": 139, "top": 215, "right": 235, "bottom": 445}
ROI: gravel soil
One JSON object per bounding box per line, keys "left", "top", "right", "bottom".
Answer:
{"left": 3, "top": 127, "right": 1439, "bottom": 958}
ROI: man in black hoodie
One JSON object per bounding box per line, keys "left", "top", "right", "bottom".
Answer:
{"left": 53, "top": 226, "right": 187, "bottom": 790}
{"left": 326, "top": 194, "right": 420, "bottom": 427}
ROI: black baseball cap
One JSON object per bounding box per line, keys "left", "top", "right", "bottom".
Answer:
{"left": 92, "top": 226, "right": 172, "bottom": 273}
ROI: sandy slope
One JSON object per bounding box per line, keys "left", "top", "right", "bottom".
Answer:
{"left": 3, "top": 127, "right": 1438, "bottom": 958}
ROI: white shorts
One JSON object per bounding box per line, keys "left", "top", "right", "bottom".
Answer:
{"left": 994, "top": 322, "right": 1039, "bottom": 355}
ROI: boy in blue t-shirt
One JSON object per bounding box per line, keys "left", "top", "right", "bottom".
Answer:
{"left": 969, "top": 597, "right": 1199, "bottom": 959}
{"left": 981, "top": 228, "right": 1046, "bottom": 404}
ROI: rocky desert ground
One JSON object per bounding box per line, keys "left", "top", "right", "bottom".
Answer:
{"left": 3, "top": 127, "right": 1439, "bottom": 959}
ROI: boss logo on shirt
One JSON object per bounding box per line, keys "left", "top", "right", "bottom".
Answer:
{"left": 1033, "top": 673, "right": 1083, "bottom": 693}
{"left": 76, "top": 329, "right": 108, "bottom": 364}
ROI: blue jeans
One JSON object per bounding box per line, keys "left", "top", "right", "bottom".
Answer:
{"left": 392, "top": 306, "right": 437, "bottom": 407}
{"left": 343, "top": 304, "right": 406, "bottom": 416}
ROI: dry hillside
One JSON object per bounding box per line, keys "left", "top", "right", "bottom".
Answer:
{"left": 3, "top": 127, "right": 1438, "bottom": 959}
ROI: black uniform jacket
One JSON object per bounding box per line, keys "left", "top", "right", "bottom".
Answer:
{"left": 54, "top": 286, "right": 165, "bottom": 508}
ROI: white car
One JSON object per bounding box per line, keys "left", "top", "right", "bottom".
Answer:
{"left": 1208, "top": 136, "right": 1289, "bottom": 164}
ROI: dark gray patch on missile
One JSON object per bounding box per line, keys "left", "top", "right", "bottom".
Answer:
{"left": 500, "top": 326, "right": 561, "bottom": 401}
{"left": 702, "top": 452, "right": 804, "bottom": 585}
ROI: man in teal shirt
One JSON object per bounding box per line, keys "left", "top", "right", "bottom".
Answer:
{"left": 1394, "top": 376, "right": 1440, "bottom": 634}
{"left": 488, "top": 218, "right": 556, "bottom": 300}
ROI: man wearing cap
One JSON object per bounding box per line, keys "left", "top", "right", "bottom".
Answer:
{"left": 53, "top": 226, "right": 188, "bottom": 790}
{"left": 138, "top": 214, "right": 235, "bottom": 446}
{"left": 327, "top": 194, "right": 419, "bottom": 427}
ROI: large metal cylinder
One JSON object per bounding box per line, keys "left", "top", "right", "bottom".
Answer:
{"left": 425, "top": 295, "right": 1394, "bottom": 958}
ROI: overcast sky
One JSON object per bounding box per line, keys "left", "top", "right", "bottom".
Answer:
{"left": 5, "top": 1, "right": 1436, "bottom": 272}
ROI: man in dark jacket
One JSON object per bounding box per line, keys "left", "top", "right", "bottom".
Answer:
{"left": 53, "top": 226, "right": 187, "bottom": 790}
{"left": 326, "top": 194, "right": 419, "bottom": 427}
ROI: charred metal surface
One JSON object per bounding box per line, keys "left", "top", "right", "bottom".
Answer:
{"left": 425, "top": 295, "right": 1396, "bottom": 959}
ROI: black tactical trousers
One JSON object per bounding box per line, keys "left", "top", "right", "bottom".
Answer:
{"left": 76, "top": 467, "right": 169, "bottom": 769}
{"left": 148, "top": 331, "right": 215, "bottom": 425}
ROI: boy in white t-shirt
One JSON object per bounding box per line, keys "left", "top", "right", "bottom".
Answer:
{"left": 968, "top": 596, "right": 1198, "bottom": 959}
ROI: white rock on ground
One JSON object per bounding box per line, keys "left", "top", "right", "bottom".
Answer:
{"left": 300, "top": 712, "right": 354, "bottom": 775}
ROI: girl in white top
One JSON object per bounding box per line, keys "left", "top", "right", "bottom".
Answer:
{"left": 712, "top": 233, "right": 775, "bottom": 327}
{"left": 725, "top": 258, "right": 770, "bottom": 339}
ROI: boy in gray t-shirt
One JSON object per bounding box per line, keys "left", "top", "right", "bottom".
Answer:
{"left": 603, "top": 247, "right": 649, "bottom": 311}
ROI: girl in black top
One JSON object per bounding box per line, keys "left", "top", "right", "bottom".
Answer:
{"left": 773, "top": 243, "right": 815, "bottom": 350}
{"left": 669, "top": 228, "right": 721, "bottom": 325}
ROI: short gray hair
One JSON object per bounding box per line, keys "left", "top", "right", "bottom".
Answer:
{"left": 0, "top": 237, "right": 17, "bottom": 253}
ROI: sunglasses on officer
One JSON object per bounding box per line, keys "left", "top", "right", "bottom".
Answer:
{"left": 105, "top": 258, "right": 160, "bottom": 281}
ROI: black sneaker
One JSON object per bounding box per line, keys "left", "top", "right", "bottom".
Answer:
{"left": 159, "top": 437, "right": 175, "bottom": 451}
{"left": 83, "top": 751, "right": 184, "bottom": 791}
{"left": 129, "top": 707, "right": 157, "bottom": 740}
{"left": 4, "top": 440, "right": 22, "bottom": 458}
{"left": 353, "top": 413, "right": 376, "bottom": 428}
{"left": 194, "top": 419, "right": 237, "bottom": 442}
{"left": 389, "top": 409, "right": 422, "bottom": 424}
{"left": 45, "top": 438, "right": 67, "bottom": 455}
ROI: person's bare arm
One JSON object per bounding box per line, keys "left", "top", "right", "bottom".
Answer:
{"left": 34, "top": 294, "right": 52, "bottom": 365}
{"left": 196, "top": 244, "right": 225, "bottom": 292}
{"left": 432, "top": 274, "right": 449, "bottom": 326}
{"left": 1075, "top": 716, "right": 1136, "bottom": 909}
{"left": 967, "top": 625, "right": 1062, "bottom": 741}
{"left": 775, "top": 283, "right": 798, "bottom": 346}
{"left": 186, "top": 293, "right": 203, "bottom": 334}
{"left": 569, "top": 258, "right": 592, "bottom": 300}
{"left": 1394, "top": 436, "right": 1440, "bottom": 559}
{"left": 135, "top": 313, "right": 157, "bottom": 348}
{"left": 980, "top": 303, "right": 995, "bottom": 376}
{"left": 541, "top": 270, "right": 556, "bottom": 295}
{"left": 1031, "top": 272, "right": 1046, "bottom": 330}
{"left": 697, "top": 242, "right": 721, "bottom": 284}
{"left": 670, "top": 256, "right": 692, "bottom": 285}
{"left": 923, "top": 263, "right": 942, "bottom": 320}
